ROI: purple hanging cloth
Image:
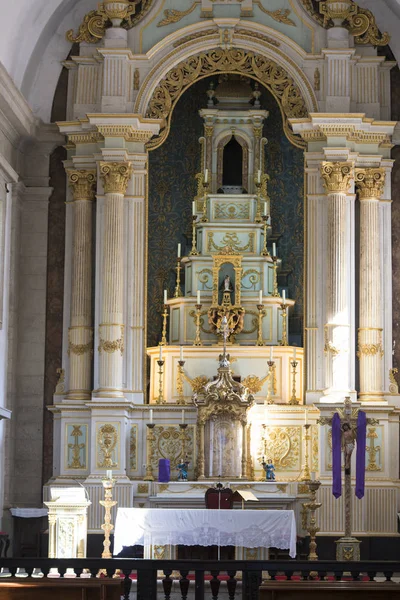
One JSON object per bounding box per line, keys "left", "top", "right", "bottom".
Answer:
{"left": 332, "top": 413, "right": 342, "bottom": 499}
{"left": 355, "top": 410, "right": 367, "bottom": 499}
{"left": 158, "top": 458, "right": 170, "bottom": 483}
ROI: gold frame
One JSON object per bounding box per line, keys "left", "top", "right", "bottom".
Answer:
{"left": 212, "top": 254, "right": 243, "bottom": 307}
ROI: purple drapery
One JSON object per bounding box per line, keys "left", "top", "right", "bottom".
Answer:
{"left": 158, "top": 459, "right": 170, "bottom": 483}
{"left": 332, "top": 413, "right": 342, "bottom": 498}
{"left": 355, "top": 410, "right": 367, "bottom": 499}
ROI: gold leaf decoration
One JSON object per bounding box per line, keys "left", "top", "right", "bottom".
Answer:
{"left": 158, "top": 2, "right": 198, "bottom": 26}
{"left": 256, "top": 5, "right": 296, "bottom": 26}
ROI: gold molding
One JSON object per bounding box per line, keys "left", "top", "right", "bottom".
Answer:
{"left": 254, "top": 3, "right": 296, "bottom": 26}
{"left": 173, "top": 28, "right": 219, "bottom": 48}
{"left": 157, "top": 2, "right": 199, "bottom": 26}
{"left": 234, "top": 29, "right": 280, "bottom": 47}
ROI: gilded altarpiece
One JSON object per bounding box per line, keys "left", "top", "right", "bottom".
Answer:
{"left": 257, "top": 425, "right": 301, "bottom": 473}
{"left": 130, "top": 425, "right": 138, "bottom": 471}
{"left": 65, "top": 424, "right": 88, "bottom": 470}
{"left": 149, "top": 425, "right": 195, "bottom": 480}
{"left": 96, "top": 423, "right": 120, "bottom": 470}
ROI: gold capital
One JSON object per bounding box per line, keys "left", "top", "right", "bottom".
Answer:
{"left": 321, "top": 162, "right": 353, "bottom": 193}
{"left": 100, "top": 162, "right": 133, "bottom": 195}
{"left": 67, "top": 169, "right": 96, "bottom": 201}
{"left": 355, "top": 168, "right": 385, "bottom": 200}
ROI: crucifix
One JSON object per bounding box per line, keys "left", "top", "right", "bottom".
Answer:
{"left": 319, "top": 397, "right": 378, "bottom": 561}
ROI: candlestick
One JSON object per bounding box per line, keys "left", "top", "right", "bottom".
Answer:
{"left": 160, "top": 305, "right": 169, "bottom": 346}
{"left": 100, "top": 477, "right": 117, "bottom": 559}
{"left": 256, "top": 303, "right": 266, "bottom": 346}
{"left": 177, "top": 359, "right": 186, "bottom": 405}
{"left": 304, "top": 480, "right": 322, "bottom": 561}
{"left": 266, "top": 359, "right": 275, "bottom": 404}
{"left": 254, "top": 178, "right": 262, "bottom": 223}
{"left": 144, "top": 423, "right": 156, "bottom": 481}
{"left": 300, "top": 423, "right": 312, "bottom": 481}
{"left": 174, "top": 258, "right": 183, "bottom": 298}
{"left": 289, "top": 358, "right": 299, "bottom": 404}
{"left": 201, "top": 180, "right": 209, "bottom": 222}
{"left": 261, "top": 214, "right": 269, "bottom": 257}
{"left": 193, "top": 303, "right": 203, "bottom": 347}
{"left": 271, "top": 256, "right": 279, "bottom": 297}
{"left": 189, "top": 215, "right": 199, "bottom": 256}
{"left": 279, "top": 302, "right": 288, "bottom": 346}
{"left": 156, "top": 359, "right": 165, "bottom": 404}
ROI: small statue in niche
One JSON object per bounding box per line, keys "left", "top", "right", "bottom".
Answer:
{"left": 220, "top": 274, "right": 234, "bottom": 306}
{"left": 176, "top": 458, "right": 190, "bottom": 481}
{"left": 262, "top": 457, "right": 275, "bottom": 481}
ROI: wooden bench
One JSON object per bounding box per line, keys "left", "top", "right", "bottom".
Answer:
{"left": 0, "top": 577, "right": 123, "bottom": 600}
{"left": 259, "top": 580, "right": 400, "bottom": 600}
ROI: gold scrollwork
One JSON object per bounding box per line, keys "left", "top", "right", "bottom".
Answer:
{"left": 240, "top": 310, "right": 258, "bottom": 335}
{"left": 158, "top": 2, "right": 198, "bottom": 26}
{"left": 255, "top": 4, "right": 296, "bottom": 26}
{"left": 357, "top": 343, "right": 384, "bottom": 358}
{"left": 207, "top": 232, "right": 255, "bottom": 254}
{"left": 214, "top": 202, "right": 251, "bottom": 220}
{"left": 150, "top": 425, "right": 194, "bottom": 474}
{"left": 389, "top": 368, "right": 399, "bottom": 394}
{"left": 196, "top": 268, "right": 213, "bottom": 290}
{"left": 259, "top": 426, "right": 300, "bottom": 469}
{"left": 100, "top": 162, "right": 133, "bottom": 195}
{"left": 366, "top": 427, "right": 381, "bottom": 471}
{"left": 241, "top": 269, "right": 261, "bottom": 290}
{"left": 321, "top": 162, "right": 353, "bottom": 194}
{"left": 68, "top": 329, "right": 93, "bottom": 356}
{"left": 67, "top": 169, "right": 96, "bottom": 202}
{"left": 183, "top": 374, "right": 210, "bottom": 394}
{"left": 67, "top": 425, "right": 86, "bottom": 469}
{"left": 145, "top": 48, "right": 308, "bottom": 150}
{"left": 242, "top": 373, "right": 270, "bottom": 394}
{"left": 137, "top": 483, "right": 149, "bottom": 494}
{"left": 98, "top": 424, "right": 118, "bottom": 468}
{"left": 355, "top": 168, "right": 385, "bottom": 200}
{"left": 98, "top": 326, "right": 125, "bottom": 355}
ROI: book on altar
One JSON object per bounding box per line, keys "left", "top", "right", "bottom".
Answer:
{"left": 232, "top": 490, "right": 258, "bottom": 502}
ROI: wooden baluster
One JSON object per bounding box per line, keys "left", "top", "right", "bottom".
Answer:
{"left": 162, "top": 569, "right": 173, "bottom": 599}
{"left": 210, "top": 571, "right": 220, "bottom": 599}
{"left": 122, "top": 569, "right": 132, "bottom": 600}
{"left": 179, "top": 570, "right": 190, "bottom": 599}
{"left": 195, "top": 570, "right": 204, "bottom": 600}
{"left": 384, "top": 571, "right": 393, "bottom": 582}
{"left": 226, "top": 570, "right": 237, "bottom": 599}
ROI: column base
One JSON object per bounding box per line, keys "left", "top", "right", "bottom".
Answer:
{"left": 94, "top": 389, "right": 126, "bottom": 399}
{"left": 65, "top": 390, "right": 91, "bottom": 401}
{"left": 358, "top": 392, "right": 386, "bottom": 402}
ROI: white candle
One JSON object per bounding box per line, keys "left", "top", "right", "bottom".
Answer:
{"left": 192, "top": 201, "right": 196, "bottom": 216}
{"left": 311, "top": 471, "right": 316, "bottom": 481}
{"left": 272, "top": 243, "right": 276, "bottom": 257}
{"left": 259, "top": 290, "right": 263, "bottom": 304}
{"left": 264, "top": 202, "right": 267, "bottom": 216}
{"left": 177, "top": 243, "right": 181, "bottom": 258}
{"left": 181, "top": 409, "right": 185, "bottom": 424}
{"left": 106, "top": 470, "right": 112, "bottom": 480}
{"left": 180, "top": 345, "right": 183, "bottom": 361}
{"left": 197, "top": 290, "right": 201, "bottom": 304}
{"left": 204, "top": 169, "right": 208, "bottom": 183}
{"left": 304, "top": 408, "right": 308, "bottom": 426}
{"left": 282, "top": 289, "right": 286, "bottom": 303}
{"left": 164, "top": 289, "right": 167, "bottom": 304}
{"left": 257, "top": 169, "right": 261, "bottom": 184}
{"left": 293, "top": 347, "right": 296, "bottom": 361}
{"left": 269, "top": 346, "right": 273, "bottom": 361}
{"left": 149, "top": 409, "right": 153, "bottom": 424}
{"left": 159, "top": 345, "right": 162, "bottom": 361}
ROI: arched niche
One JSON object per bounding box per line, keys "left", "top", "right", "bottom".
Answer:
{"left": 217, "top": 134, "right": 249, "bottom": 193}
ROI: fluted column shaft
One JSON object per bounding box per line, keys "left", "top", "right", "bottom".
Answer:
{"left": 356, "top": 168, "right": 385, "bottom": 400}
{"left": 321, "top": 162, "right": 353, "bottom": 396}
{"left": 66, "top": 170, "right": 96, "bottom": 400}
{"left": 98, "top": 161, "right": 132, "bottom": 397}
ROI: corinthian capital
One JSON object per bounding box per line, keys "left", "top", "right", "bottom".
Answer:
{"left": 67, "top": 169, "right": 96, "bottom": 201}
{"left": 100, "top": 161, "right": 133, "bottom": 195}
{"left": 355, "top": 168, "right": 385, "bottom": 200}
{"left": 321, "top": 162, "right": 353, "bottom": 193}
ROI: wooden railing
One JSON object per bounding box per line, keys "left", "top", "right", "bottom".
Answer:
{"left": 0, "top": 558, "right": 399, "bottom": 599}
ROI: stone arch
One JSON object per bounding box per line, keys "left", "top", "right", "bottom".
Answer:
{"left": 139, "top": 46, "right": 317, "bottom": 150}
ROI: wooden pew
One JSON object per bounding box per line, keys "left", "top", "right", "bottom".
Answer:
{"left": 0, "top": 577, "right": 123, "bottom": 600}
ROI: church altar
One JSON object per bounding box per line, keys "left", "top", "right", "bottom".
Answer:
{"left": 113, "top": 508, "right": 297, "bottom": 558}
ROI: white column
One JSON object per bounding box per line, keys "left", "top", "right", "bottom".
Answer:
{"left": 66, "top": 170, "right": 96, "bottom": 400}
{"left": 321, "top": 162, "right": 353, "bottom": 398}
{"left": 97, "top": 161, "right": 132, "bottom": 398}
{"left": 355, "top": 167, "right": 386, "bottom": 400}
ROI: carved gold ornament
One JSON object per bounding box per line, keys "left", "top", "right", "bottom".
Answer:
{"left": 55, "top": 368, "right": 65, "bottom": 395}
{"left": 66, "top": 0, "right": 154, "bottom": 43}
{"left": 173, "top": 29, "right": 219, "bottom": 48}
{"left": 137, "top": 483, "right": 149, "bottom": 494}
{"left": 100, "top": 162, "right": 133, "bottom": 195}
{"left": 67, "top": 425, "right": 86, "bottom": 469}
{"left": 321, "top": 162, "right": 353, "bottom": 194}
{"left": 158, "top": 2, "right": 198, "bottom": 26}
{"left": 130, "top": 425, "right": 137, "bottom": 470}
{"left": 134, "top": 68, "right": 140, "bottom": 90}
{"left": 207, "top": 232, "right": 255, "bottom": 254}
{"left": 389, "top": 368, "right": 399, "bottom": 394}
{"left": 183, "top": 374, "right": 210, "bottom": 394}
{"left": 314, "top": 68, "right": 320, "bottom": 91}
{"left": 98, "top": 325, "right": 125, "bottom": 355}
{"left": 149, "top": 425, "right": 194, "bottom": 475}
{"left": 68, "top": 328, "right": 93, "bottom": 356}
{"left": 355, "top": 168, "right": 385, "bottom": 200}
{"left": 366, "top": 427, "right": 381, "bottom": 471}
{"left": 145, "top": 48, "right": 308, "bottom": 150}
{"left": 259, "top": 426, "right": 301, "bottom": 469}
{"left": 242, "top": 373, "right": 270, "bottom": 394}
{"left": 98, "top": 424, "right": 118, "bottom": 468}
{"left": 300, "top": 0, "right": 389, "bottom": 46}
{"left": 234, "top": 29, "right": 280, "bottom": 47}
{"left": 255, "top": 4, "right": 296, "bottom": 26}
{"left": 67, "top": 170, "right": 96, "bottom": 201}
{"left": 357, "top": 343, "right": 384, "bottom": 358}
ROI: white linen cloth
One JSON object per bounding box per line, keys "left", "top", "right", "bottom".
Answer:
{"left": 114, "top": 508, "right": 297, "bottom": 558}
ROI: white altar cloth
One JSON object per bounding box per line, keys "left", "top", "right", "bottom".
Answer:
{"left": 114, "top": 508, "right": 297, "bottom": 558}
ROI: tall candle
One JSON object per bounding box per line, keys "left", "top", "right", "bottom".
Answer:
{"left": 272, "top": 243, "right": 276, "bottom": 257}
{"left": 264, "top": 202, "right": 267, "bottom": 216}
{"left": 106, "top": 469, "right": 112, "bottom": 480}
{"left": 192, "top": 201, "right": 196, "bottom": 216}
{"left": 181, "top": 409, "right": 185, "bottom": 424}
{"left": 259, "top": 290, "right": 263, "bottom": 304}
{"left": 177, "top": 243, "right": 181, "bottom": 258}
{"left": 293, "top": 347, "right": 297, "bottom": 361}
{"left": 197, "top": 290, "right": 201, "bottom": 304}
{"left": 204, "top": 169, "right": 208, "bottom": 183}
{"left": 270, "top": 346, "right": 273, "bottom": 361}
{"left": 282, "top": 289, "right": 286, "bottom": 303}
{"left": 164, "top": 289, "right": 167, "bottom": 304}
{"left": 180, "top": 345, "right": 183, "bottom": 361}
{"left": 159, "top": 345, "right": 162, "bottom": 361}
{"left": 304, "top": 408, "right": 308, "bottom": 426}
{"left": 149, "top": 409, "right": 153, "bottom": 424}
{"left": 257, "top": 169, "right": 261, "bottom": 184}
{"left": 311, "top": 471, "right": 316, "bottom": 481}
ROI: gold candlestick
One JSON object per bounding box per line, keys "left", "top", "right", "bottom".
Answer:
{"left": 160, "top": 305, "right": 168, "bottom": 346}
{"left": 100, "top": 478, "right": 117, "bottom": 559}
{"left": 300, "top": 423, "right": 311, "bottom": 480}
{"left": 176, "top": 360, "right": 186, "bottom": 405}
{"left": 256, "top": 304, "right": 266, "bottom": 346}
{"left": 289, "top": 359, "right": 299, "bottom": 404}
{"left": 266, "top": 359, "right": 275, "bottom": 404}
{"left": 144, "top": 423, "right": 155, "bottom": 481}
{"left": 156, "top": 359, "right": 165, "bottom": 404}
{"left": 304, "top": 480, "right": 322, "bottom": 561}
{"left": 254, "top": 179, "right": 262, "bottom": 223}
{"left": 189, "top": 216, "right": 199, "bottom": 256}
{"left": 279, "top": 303, "right": 288, "bottom": 346}
{"left": 179, "top": 423, "right": 189, "bottom": 458}
{"left": 261, "top": 214, "right": 270, "bottom": 257}
{"left": 174, "top": 259, "right": 183, "bottom": 298}
{"left": 193, "top": 303, "right": 203, "bottom": 347}
{"left": 271, "top": 256, "right": 280, "bottom": 297}
{"left": 201, "top": 182, "right": 209, "bottom": 222}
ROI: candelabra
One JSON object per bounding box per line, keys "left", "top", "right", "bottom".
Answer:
{"left": 300, "top": 423, "right": 311, "bottom": 481}
{"left": 174, "top": 259, "right": 183, "bottom": 298}
{"left": 144, "top": 423, "right": 155, "bottom": 481}
{"left": 201, "top": 182, "right": 209, "bottom": 222}
{"left": 193, "top": 303, "right": 203, "bottom": 347}
{"left": 289, "top": 359, "right": 299, "bottom": 404}
{"left": 100, "top": 477, "right": 117, "bottom": 559}
{"left": 271, "top": 256, "right": 280, "bottom": 297}
{"left": 159, "top": 304, "right": 169, "bottom": 346}
{"left": 189, "top": 216, "right": 199, "bottom": 256}
{"left": 156, "top": 359, "right": 165, "bottom": 404}
{"left": 256, "top": 304, "right": 266, "bottom": 346}
{"left": 265, "top": 359, "right": 275, "bottom": 404}
{"left": 176, "top": 359, "right": 186, "bottom": 405}
{"left": 261, "top": 214, "right": 270, "bottom": 257}
{"left": 279, "top": 303, "right": 288, "bottom": 346}
{"left": 254, "top": 179, "right": 262, "bottom": 223}
{"left": 304, "top": 480, "right": 322, "bottom": 561}
{"left": 179, "top": 423, "right": 189, "bottom": 457}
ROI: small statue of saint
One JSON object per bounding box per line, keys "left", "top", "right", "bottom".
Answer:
{"left": 176, "top": 459, "right": 190, "bottom": 481}
{"left": 219, "top": 274, "right": 234, "bottom": 306}
{"left": 262, "top": 457, "right": 275, "bottom": 481}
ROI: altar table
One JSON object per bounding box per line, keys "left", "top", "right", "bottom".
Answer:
{"left": 113, "top": 508, "right": 297, "bottom": 558}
